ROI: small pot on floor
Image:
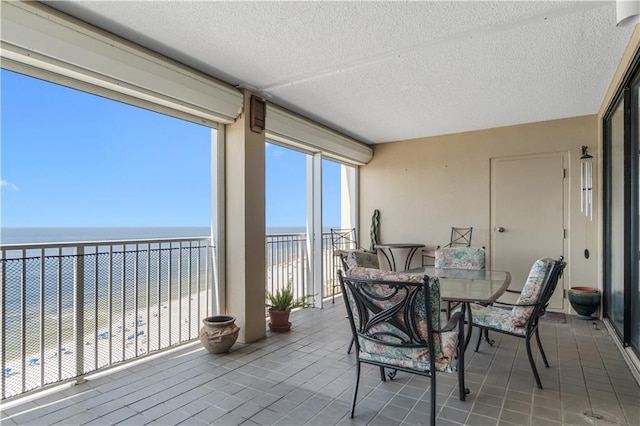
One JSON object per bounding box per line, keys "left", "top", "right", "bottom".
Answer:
{"left": 199, "top": 315, "right": 240, "bottom": 353}
{"left": 268, "top": 309, "right": 291, "bottom": 332}
{"left": 568, "top": 287, "right": 601, "bottom": 320}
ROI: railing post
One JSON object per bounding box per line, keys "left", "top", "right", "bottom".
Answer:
{"left": 74, "top": 246, "right": 85, "bottom": 383}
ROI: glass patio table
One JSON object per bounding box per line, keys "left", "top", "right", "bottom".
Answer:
{"left": 405, "top": 266, "right": 512, "bottom": 349}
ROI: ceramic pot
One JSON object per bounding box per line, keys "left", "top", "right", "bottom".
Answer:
{"left": 268, "top": 309, "right": 291, "bottom": 332}
{"left": 199, "top": 315, "right": 240, "bottom": 354}
{"left": 568, "top": 287, "right": 601, "bottom": 320}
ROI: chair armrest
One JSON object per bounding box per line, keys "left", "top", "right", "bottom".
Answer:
{"left": 435, "top": 311, "right": 464, "bottom": 333}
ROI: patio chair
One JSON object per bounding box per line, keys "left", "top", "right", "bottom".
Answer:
{"left": 421, "top": 226, "right": 473, "bottom": 266}
{"left": 469, "top": 256, "right": 566, "bottom": 389}
{"left": 435, "top": 246, "right": 486, "bottom": 316}
{"left": 338, "top": 267, "right": 468, "bottom": 426}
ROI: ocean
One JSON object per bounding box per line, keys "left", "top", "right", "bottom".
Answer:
{"left": 0, "top": 226, "right": 309, "bottom": 244}
{"left": 0, "top": 225, "right": 325, "bottom": 319}
{"left": 0, "top": 225, "right": 325, "bottom": 317}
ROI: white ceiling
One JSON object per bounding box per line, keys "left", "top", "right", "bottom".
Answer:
{"left": 43, "top": 1, "right": 634, "bottom": 145}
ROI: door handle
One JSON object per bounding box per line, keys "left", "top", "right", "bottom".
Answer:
{"left": 495, "top": 227, "right": 505, "bottom": 233}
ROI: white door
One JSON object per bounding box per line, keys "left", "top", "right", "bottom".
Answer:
{"left": 490, "top": 153, "right": 566, "bottom": 310}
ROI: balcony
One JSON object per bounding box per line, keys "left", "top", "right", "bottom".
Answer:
{"left": 1, "top": 300, "right": 639, "bottom": 425}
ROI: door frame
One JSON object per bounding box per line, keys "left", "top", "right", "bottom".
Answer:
{"left": 489, "top": 151, "right": 569, "bottom": 310}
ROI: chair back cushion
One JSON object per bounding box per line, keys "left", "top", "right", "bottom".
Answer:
{"left": 342, "top": 250, "right": 380, "bottom": 270}
{"left": 510, "top": 257, "right": 553, "bottom": 326}
{"left": 341, "top": 267, "right": 456, "bottom": 372}
{"left": 435, "top": 247, "right": 485, "bottom": 270}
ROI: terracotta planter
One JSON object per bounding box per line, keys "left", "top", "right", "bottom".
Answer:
{"left": 199, "top": 315, "right": 240, "bottom": 354}
{"left": 568, "top": 287, "right": 601, "bottom": 320}
{"left": 268, "top": 309, "right": 291, "bottom": 332}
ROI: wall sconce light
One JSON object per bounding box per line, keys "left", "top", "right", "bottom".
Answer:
{"left": 616, "top": 0, "right": 640, "bottom": 27}
{"left": 581, "top": 146, "right": 593, "bottom": 220}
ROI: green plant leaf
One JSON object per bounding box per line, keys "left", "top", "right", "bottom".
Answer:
{"left": 266, "top": 285, "right": 315, "bottom": 311}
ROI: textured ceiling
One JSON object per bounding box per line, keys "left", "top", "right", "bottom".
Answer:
{"left": 43, "top": 1, "right": 634, "bottom": 144}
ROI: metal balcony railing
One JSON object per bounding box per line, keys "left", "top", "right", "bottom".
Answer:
{"left": 265, "top": 232, "right": 338, "bottom": 303}
{"left": 1, "top": 237, "right": 213, "bottom": 400}
{"left": 1, "top": 231, "right": 341, "bottom": 400}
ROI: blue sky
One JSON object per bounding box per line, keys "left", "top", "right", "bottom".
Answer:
{"left": 1, "top": 69, "right": 340, "bottom": 228}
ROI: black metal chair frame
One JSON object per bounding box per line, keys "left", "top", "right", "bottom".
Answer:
{"left": 337, "top": 254, "right": 356, "bottom": 354}
{"left": 330, "top": 228, "right": 359, "bottom": 303}
{"left": 470, "top": 256, "right": 566, "bottom": 389}
{"left": 338, "top": 271, "right": 467, "bottom": 426}
{"left": 330, "top": 227, "right": 358, "bottom": 251}
{"left": 447, "top": 226, "right": 473, "bottom": 247}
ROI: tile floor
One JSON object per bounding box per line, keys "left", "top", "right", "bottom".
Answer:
{"left": 1, "top": 302, "right": 639, "bottom": 425}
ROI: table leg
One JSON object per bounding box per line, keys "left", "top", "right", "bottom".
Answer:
{"left": 378, "top": 248, "right": 397, "bottom": 271}
{"left": 404, "top": 247, "right": 419, "bottom": 271}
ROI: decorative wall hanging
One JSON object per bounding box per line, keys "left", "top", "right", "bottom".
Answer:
{"left": 580, "top": 146, "right": 593, "bottom": 220}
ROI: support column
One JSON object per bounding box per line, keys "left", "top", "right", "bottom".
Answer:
{"left": 341, "top": 165, "right": 358, "bottom": 230}
{"left": 225, "top": 90, "right": 266, "bottom": 343}
{"left": 307, "top": 154, "right": 323, "bottom": 308}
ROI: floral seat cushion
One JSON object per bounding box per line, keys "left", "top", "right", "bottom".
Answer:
{"left": 510, "top": 257, "right": 553, "bottom": 326}
{"left": 346, "top": 266, "right": 418, "bottom": 282}
{"left": 345, "top": 267, "right": 458, "bottom": 373}
{"left": 359, "top": 330, "right": 458, "bottom": 372}
{"left": 343, "top": 250, "right": 380, "bottom": 270}
{"left": 469, "top": 303, "right": 526, "bottom": 335}
{"left": 435, "top": 247, "right": 485, "bottom": 270}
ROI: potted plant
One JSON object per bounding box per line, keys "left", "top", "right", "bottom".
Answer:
{"left": 266, "top": 285, "right": 314, "bottom": 332}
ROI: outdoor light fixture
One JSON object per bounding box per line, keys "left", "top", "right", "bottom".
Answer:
{"left": 581, "top": 146, "right": 593, "bottom": 220}
{"left": 616, "top": 0, "right": 640, "bottom": 27}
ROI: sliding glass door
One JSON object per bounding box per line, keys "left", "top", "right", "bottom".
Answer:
{"left": 605, "top": 98, "right": 626, "bottom": 338}
{"left": 604, "top": 58, "right": 640, "bottom": 357}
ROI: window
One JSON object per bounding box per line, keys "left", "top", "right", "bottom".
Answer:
{"left": 1, "top": 69, "right": 213, "bottom": 236}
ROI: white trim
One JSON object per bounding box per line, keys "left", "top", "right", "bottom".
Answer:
{"left": 1, "top": 1, "right": 242, "bottom": 124}
{"left": 311, "top": 154, "right": 324, "bottom": 308}
{"left": 306, "top": 155, "right": 315, "bottom": 307}
{"left": 341, "top": 165, "right": 359, "bottom": 231}
{"left": 211, "top": 126, "right": 225, "bottom": 316}
{"left": 266, "top": 104, "right": 373, "bottom": 166}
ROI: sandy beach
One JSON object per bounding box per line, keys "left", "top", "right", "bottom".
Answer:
{"left": 3, "top": 287, "right": 211, "bottom": 399}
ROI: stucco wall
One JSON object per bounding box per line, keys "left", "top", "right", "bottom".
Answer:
{"left": 359, "top": 115, "right": 598, "bottom": 290}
